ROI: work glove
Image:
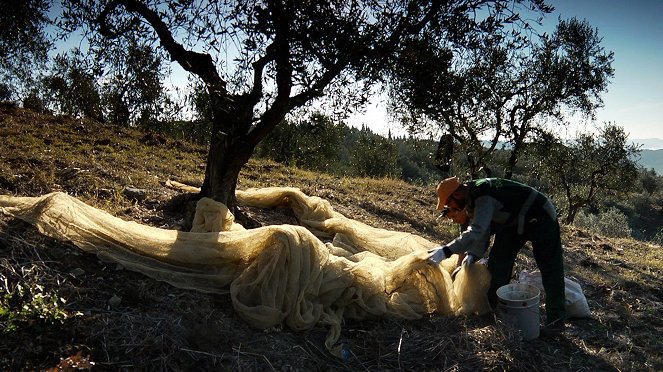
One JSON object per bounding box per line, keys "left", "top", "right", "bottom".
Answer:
{"left": 461, "top": 252, "right": 477, "bottom": 268}
{"left": 427, "top": 246, "right": 452, "bottom": 265}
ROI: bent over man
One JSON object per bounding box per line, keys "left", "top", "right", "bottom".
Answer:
{"left": 428, "top": 177, "right": 566, "bottom": 334}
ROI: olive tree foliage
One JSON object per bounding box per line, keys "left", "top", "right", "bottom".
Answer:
{"left": 389, "top": 15, "right": 614, "bottom": 179}
{"left": 530, "top": 123, "right": 640, "bottom": 224}
{"left": 58, "top": 0, "right": 553, "bottom": 208}
{"left": 0, "top": 0, "right": 53, "bottom": 98}
{"left": 100, "top": 40, "right": 169, "bottom": 127}
{"left": 351, "top": 130, "right": 400, "bottom": 178}
{"left": 40, "top": 50, "right": 104, "bottom": 121}
{"left": 639, "top": 168, "right": 661, "bottom": 195}
{"left": 256, "top": 112, "right": 342, "bottom": 172}
{"left": 25, "top": 40, "right": 169, "bottom": 127}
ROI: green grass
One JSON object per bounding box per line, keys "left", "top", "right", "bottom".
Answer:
{"left": 0, "top": 289, "right": 70, "bottom": 334}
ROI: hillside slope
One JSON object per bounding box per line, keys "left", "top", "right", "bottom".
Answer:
{"left": 1, "top": 106, "right": 662, "bottom": 371}
{"left": 640, "top": 149, "right": 663, "bottom": 174}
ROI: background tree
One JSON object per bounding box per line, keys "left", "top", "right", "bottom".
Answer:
{"left": 530, "top": 123, "right": 640, "bottom": 224}
{"left": 350, "top": 130, "right": 399, "bottom": 178}
{"left": 396, "top": 136, "right": 441, "bottom": 184}
{"left": 389, "top": 17, "right": 613, "bottom": 179}
{"left": 639, "top": 168, "right": 661, "bottom": 195}
{"left": 59, "top": 0, "right": 551, "bottom": 210}
{"left": 41, "top": 51, "right": 104, "bottom": 121}
{"left": 256, "top": 112, "right": 342, "bottom": 172}
{"left": 0, "top": 0, "right": 53, "bottom": 98}
{"left": 623, "top": 170, "right": 663, "bottom": 241}
{"left": 22, "top": 89, "right": 50, "bottom": 113}
{"left": 500, "top": 18, "right": 614, "bottom": 178}
{"left": 18, "top": 37, "right": 169, "bottom": 127}
{"left": 100, "top": 41, "right": 167, "bottom": 127}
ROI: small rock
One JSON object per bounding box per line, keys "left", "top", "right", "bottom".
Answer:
{"left": 108, "top": 295, "right": 122, "bottom": 308}
{"left": 123, "top": 186, "right": 147, "bottom": 201}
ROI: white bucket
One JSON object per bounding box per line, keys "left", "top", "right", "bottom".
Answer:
{"left": 496, "top": 283, "right": 540, "bottom": 340}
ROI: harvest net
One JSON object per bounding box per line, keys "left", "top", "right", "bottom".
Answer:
{"left": 0, "top": 186, "right": 491, "bottom": 356}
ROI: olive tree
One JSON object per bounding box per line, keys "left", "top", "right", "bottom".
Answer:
{"left": 59, "top": 0, "right": 551, "bottom": 210}
{"left": 0, "top": 0, "right": 53, "bottom": 97}
{"left": 389, "top": 16, "right": 613, "bottom": 179}
{"left": 42, "top": 51, "right": 104, "bottom": 121}
{"left": 531, "top": 123, "right": 640, "bottom": 224}
{"left": 100, "top": 40, "right": 168, "bottom": 127}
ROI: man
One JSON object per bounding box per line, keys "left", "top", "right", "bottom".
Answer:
{"left": 428, "top": 177, "right": 566, "bottom": 334}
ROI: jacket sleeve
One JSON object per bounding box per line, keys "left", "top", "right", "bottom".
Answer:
{"left": 445, "top": 195, "right": 498, "bottom": 257}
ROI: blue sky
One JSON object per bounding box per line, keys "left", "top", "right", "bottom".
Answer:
{"left": 552, "top": 0, "right": 663, "bottom": 140}
{"left": 351, "top": 0, "right": 663, "bottom": 142}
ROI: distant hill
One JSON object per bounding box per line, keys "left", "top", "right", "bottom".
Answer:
{"left": 640, "top": 149, "right": 663, "bottom": 174}
{"left": 629, "top": 138, "right": 663, "bottom": 174}
{"left": 632, "top": 138, "right": 663, "bottom": 150}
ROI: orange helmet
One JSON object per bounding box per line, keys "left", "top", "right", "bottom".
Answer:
{"left": 436, "top": 177, "right": 461, "bottom": 210}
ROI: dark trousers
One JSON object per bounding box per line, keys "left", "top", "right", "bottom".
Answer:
{"left": 486, "top": 215, "right": 566, "bottom": 324}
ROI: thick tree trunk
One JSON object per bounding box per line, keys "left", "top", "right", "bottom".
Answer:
{"left": 200, "top": 133, "right": 251, "bottom": 209}
{"left": 199, "top": 99, "right": 255, "bottom": 210}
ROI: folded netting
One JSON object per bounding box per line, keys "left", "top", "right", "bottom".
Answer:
{"left": 237, "top": 187, "right": 437, "bottom": 260}
{"left": 0, "top": 187, "right": 491, "bottom": 357}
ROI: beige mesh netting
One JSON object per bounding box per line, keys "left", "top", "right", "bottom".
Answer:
{"left": 0, "top": 186, "right": 491, "bottom": 357}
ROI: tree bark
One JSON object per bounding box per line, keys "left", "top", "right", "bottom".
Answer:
{"left": 199, "top": 94, "right": 257, "bottom": 209}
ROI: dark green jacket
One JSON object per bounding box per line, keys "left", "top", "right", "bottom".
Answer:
{"left": 446, "top": 178, "right": 556, "bottom": 257}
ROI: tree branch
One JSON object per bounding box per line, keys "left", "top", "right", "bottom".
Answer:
{"left": 248, "top": 43, "right": 276, "bottom": 106}
{"left": 245, "top": 2, "right": 294, "bottom": 147}
{"left": 99, "top": 0, "right": 226, "bottom": 92}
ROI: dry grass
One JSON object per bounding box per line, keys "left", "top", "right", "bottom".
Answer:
{"left": 1, "top": 105, "right": 662, "bottom": 371}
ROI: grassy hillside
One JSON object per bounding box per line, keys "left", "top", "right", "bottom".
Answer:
{"left": 1, "top": 105, "right": 662, "bottom": 371}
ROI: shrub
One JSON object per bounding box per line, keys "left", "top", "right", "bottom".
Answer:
{"left": 574, "top": 207, "right": 633, "bottom": 238}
